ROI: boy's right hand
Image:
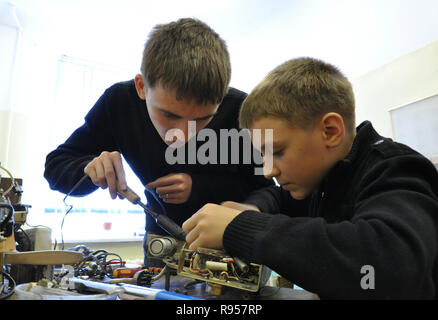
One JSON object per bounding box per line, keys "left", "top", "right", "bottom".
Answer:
{"left": 182, "top": 203, "right": 242, "bottom": 251}
{"left": 84, "top": 151, "right": 127, "bottom": 199}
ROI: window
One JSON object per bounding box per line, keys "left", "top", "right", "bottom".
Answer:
{"left": 33, "top": 55, "right": 145, "bottom": 243}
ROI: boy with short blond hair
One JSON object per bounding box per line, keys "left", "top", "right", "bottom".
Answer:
{"left": 183, "top": 57, "right": 438, "bottom": 299}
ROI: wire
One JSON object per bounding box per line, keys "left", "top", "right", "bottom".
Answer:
{"left": 0, "top": 165, "right": 15, "bottom": 197}
{"left": 15, "top": 227, "right": 32, "bottom": 251}
{"left": 54, "top": 174, "right": 89, "bottom": 251}
{"left": 0, "top": 165, "right": 15, "bottom": 231}
{"left": 0, "top": 202, "right": 14, "bottom": 232}
{"left": 55, "top": 202, "right": 72, "bottom": 251}
{"left": 24, "top": 221, "right": 51, "bottom": 229}
{"left": 71, "top": 247, "right": 124, "bottom": 279}
{"left": 0, "top": 270, "right": 16, "bottom": 300}
{"left": 151, "top": 265, "right": 167, "bottom": 282}
{"left": 145, "top": 188, "right": 167, "bottom": 216}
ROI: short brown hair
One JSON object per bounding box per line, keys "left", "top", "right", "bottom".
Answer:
{"left": 141, "top": 18, "right": 231, "bottom": 105}
{"left": 240, "top": 57, "right": 356, "bottom": 134}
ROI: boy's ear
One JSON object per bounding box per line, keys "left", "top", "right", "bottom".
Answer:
{"left": 134, "top": 74, "right": 146, "bottom": 100}
{"left": 319, "top": 113, "right": 345, "bottom": 148}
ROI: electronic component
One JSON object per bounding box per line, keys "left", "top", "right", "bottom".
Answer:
{"left": 0, "top": 164, "right": 15, "bottom": 242}
{"left": 146, "top": 234, "right": 264, "bottom": 292}
{"left": 148, "top": 237, "right": 177, "bottom": 257}
{"left": 65, "top": 177, "right": 266, "bottom": 295}
{"left": 115, "top": 182, "right": 265, "bottom": 293}
{"left": 69, "top": 247, "right": 124, "bottom": 280}
{"left": 0, "top": 196, "right": 14, "bottom": 241}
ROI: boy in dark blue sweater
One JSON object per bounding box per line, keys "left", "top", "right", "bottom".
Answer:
{"left": 183, "top": 57, "right": 438, "bottom": 299}
{"left": 44, "top": 18, "right": 272, "bottom": 264}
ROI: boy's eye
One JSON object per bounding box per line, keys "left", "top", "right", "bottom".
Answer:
{"left": 273, "top": 149, "right": 284, "bottom": 157}
{"left": 162, "top": 111, "right": 181, "bottom": 119}
{"left": 196, "top": 116, "right": 213, "bottom": 122}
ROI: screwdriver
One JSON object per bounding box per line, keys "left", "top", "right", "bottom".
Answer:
{"left": 117, "top": 185, "right": 187, "bottom": 241}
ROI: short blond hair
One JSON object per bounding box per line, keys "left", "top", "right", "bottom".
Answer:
{"left": 240, "top": 57, "right": 356, "bottom": 133}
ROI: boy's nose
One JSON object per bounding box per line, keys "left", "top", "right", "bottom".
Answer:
{"left": 165, "top": 122, "right": 197, "bottom": 145}
{"left": 263, "top": 161, "right": 280, "bottom": 179}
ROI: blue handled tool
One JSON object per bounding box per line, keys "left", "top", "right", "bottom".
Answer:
{"left": 68, "top": 277, "right": 203, "bottom": 300}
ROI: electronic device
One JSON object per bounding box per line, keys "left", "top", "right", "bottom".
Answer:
{"left": 113, "top": 182, "right": 265, "bottom": 292}
{"left": 146, "top": 233, "right": 264, "bottom": 292}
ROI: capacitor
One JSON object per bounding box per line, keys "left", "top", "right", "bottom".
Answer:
{"left": 205, "top": 261, "right": 228, "bottom": 272}
{"left": 233, "top": 256, "right": 249, "bottom": 274}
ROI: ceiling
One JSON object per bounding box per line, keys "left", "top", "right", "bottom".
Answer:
{"left": 4, "top": 0, "right": 438, "bottom": 90}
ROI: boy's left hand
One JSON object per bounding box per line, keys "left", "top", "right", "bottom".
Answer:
{"left": 146, "top": 173, "right": 192, "bottom": 204}
{"left": 182, "top": 203, "right": 242, "bottom": 251}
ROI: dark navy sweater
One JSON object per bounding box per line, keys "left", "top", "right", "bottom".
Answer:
{"left": 44, "top": 80, "right": 273, "bottom": 235}
{"left": 224, "top": 121, "right": 438, "bottom": 299}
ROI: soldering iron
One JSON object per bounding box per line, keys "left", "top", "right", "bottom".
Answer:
{"left": 116, "top": 184, "right": 187, "bottom": 241}
{"left": 65, "top": 174, "right": 187, "bottom": 242}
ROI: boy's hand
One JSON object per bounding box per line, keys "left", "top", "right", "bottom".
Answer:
{"left": 84, "top": 151, "right": 127, "bottom": 200}
{"left": 146, "top": 173, "right": 192, "bottom": 204}
{"left": 182, "top": 203, "right": 242, "bottom": 251}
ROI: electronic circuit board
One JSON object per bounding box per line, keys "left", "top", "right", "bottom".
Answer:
{"left": 146, "top": 234, "right": 264, "bottom": 292}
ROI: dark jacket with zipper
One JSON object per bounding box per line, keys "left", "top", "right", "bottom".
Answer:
{"left": 223, "top": 121, "right": 438, "bottom": 299}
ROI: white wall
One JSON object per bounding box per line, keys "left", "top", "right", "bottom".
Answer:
{"left": 352, "top": 40, "right": 438, "bottom": 138}
{"left": 0, "top": 2, "right": 21, "bottom": 167}
{"left": 1, "top": 0, "right": 438, "bottom": 203}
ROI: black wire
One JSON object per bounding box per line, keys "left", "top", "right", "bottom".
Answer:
{"left": 15, "top": 227, "right": 32, "bottom": 251}
{"left": 56, "top": 203, "right": 72, "bottom": 251}
{"left": 91, "top": 249, "right": 108, "bottom": 257}
{"left": 0, "top": 270, "right": 16, "bottom": 300}
{"left": 102, "top": 253, "right": 123, "bottom": 277}
{"left": 0, "top": 203, "right": 13, "bottom": 231}
{"left": 54, "top": 174, "right": 89, "bottom": 250}
{"left": 68, "top": 244, "right": 91, "bottom": 256}
{"left": 72, "top": 247, "right": 124, "bottom": 279}
{"left": 57, "top": 174, "right": 172, "bottom": 250}
{"left": 145, "top": 188, "right": 166, "bottom": 217}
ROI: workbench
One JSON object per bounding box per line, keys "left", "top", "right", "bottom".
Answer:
{"left": 3, "top": 250, "right": 317, "bottom": 300}
{"left": 126, "top": 273, "right": 318, "bottom": 300}
{"left": 7, "top": 274, "right": 317, "bottom": 300}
